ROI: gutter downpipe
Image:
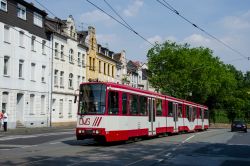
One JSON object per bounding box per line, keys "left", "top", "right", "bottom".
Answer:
{"left": 49, "top": 33, "right": 54, "bottom": 127}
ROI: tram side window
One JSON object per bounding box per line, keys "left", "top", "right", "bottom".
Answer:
{"left": 193, "top": 107, "right": 197, "bottom": 120}
{"left": 168, "top": 101, "right": 173, "bottom": 116}
{"left": 108, "top": 91, "right": 119, "bottom": 115}
{"left": 189, "top": 107, "right": 193, "bottom": 121}
{"left": 156, "top": 99, "right": 162, "bottom": 116}
{"left": 178, "top": 104, "right": 182, "bottom": 118}
{"left": 122, "top": 93, "right": 127, "bottom": 115}
{"left": 198, "top": 108, "right": 202, "bottom": 118}
{"left": 139, "top": 96, "right": 147, "bottom": 115}
{"left": 186, "top": 106, "right": 190, "bottom": 119}
{"left": 130, "top": 94, "right": 138, "bottom": 115}
{"left": 204, "top": 110, "right": 209, "bottom": 119}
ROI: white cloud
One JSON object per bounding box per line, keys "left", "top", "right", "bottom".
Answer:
{"left": 221, "top": 10, "right": 250, "bottom": 30}
{"left": 80, "top": 10, "right": 110, "bottom": 23}
{"left": 147, "top": 35, "right": 163, "bottom": 44}
{"left": 123, "top": 0, "right": 144, "bottom": 17}
{"left": 165, "top": 36, "right": 177, "bottom": 42}
{"left": 183, "top": 34, "right": 211, "bottom": 47}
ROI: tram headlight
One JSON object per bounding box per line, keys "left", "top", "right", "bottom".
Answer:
{"left": 96, "top": 130, "right": 99, "bottom": 134}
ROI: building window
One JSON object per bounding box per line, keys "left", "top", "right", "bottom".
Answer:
{"left": 104, "top": 63, "right": 106, "bottom": 75}
{"left": 31, "top": 63, "right": 36, "bottom": 81}
{"left": 55, "top": 42, "right": 59, "bottom": 58}
{"left": 4, "top": 25, "right": 10, "bottom": 43}
{"left": 59, "top": 99, "right": 63, "bottom": 118}
{"left": 112, "top": 66, "right": 114, "bottom": 77}
{"left": 30, "top": 94, "right": 35, "bottom": 115}
{"left": 33, "top": 12, "right": 43, "bottom": 27}
{"left": 82, "top": 54, "right": 85, "bottom": 67}
{"left": 52, "top": 99, "right": 56, "bottom": 112}
{"left": 2, "top": 92, "right": 9, "bottom": 114}
{"left": 0, "top": 0, "right": 7, "bottom": 11}
{"left": 68, "top": 100, "right": 72, "bottom": 118}
{"left": 77, "top": 75, "right": 80, "bottom": 89}
{"left": 54, "top": 69, "right": 58, "bottom": 86}
{"left": 93, "top": 58, "right": 95, "bottom": 71}
{"left": 3, "top": 56, "right": 9, "bottom": 76}
{"left": 41, "top": 95, "right": 45, "bottom": 115}
{"left": 69, "top": 49, "right": 73, "bottom": 63}
{"left": 41, "top": 65, "right": 46, "bottom": 83}
{"left": 99, "top": 61, "right": 101, "bottom": 73}
{"left": 17, "top": 4, "right": 26, "bottom": 20}
{"left": 70, "top": 26, "right": 73, "bottom": 37}
{"left": 19, "top": 31, "right": 24, "bottom": 47}
{"left": 108, "top": 64, "right": 110, "bottom": 76}
{"left": 31, "top": 36, "right": 36, "bottom": 51}
{"left": 77, "top": 52, "right": 81, "bottom": 66}
{"left": 91, "top": 38, "right": 94, "bottom": 50}
{"left": 60, "top": 45, "right": 64, "bottom": 60}
{"left": 42, "top": 40, "right": 46, "bottom": 54}
{"left": 68, "top": 73, "right": 73, "bottom": 89}
{"left": 82, "top": 76, "right": 85, "bottom": 83}
{"left": 60, "top": 71, "right": 64, "bottom": 87}
{"left": 19, "top": 60, "right": 24, "bottom": 78}
{"left": 89, "top": 57, "right": 92, "bottom": 70}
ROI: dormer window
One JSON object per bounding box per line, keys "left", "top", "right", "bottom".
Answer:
{"left": 34, "top": 12, "right": 43, "bottom": 27}
{"left": 70, "top": 26, "right": 73, "bottom": 37}
{"left": 17, "top": 4, "right": 26, "bottom": 20}
{"left": 0, "top": 0, "right": 7, "bottom": 12}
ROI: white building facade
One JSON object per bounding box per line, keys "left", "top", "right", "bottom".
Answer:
{"left": 0, "top": 0, "right": 51, "bottom": 128}
{"left": 46, "top": 16, "right": 87, "bottom": 125}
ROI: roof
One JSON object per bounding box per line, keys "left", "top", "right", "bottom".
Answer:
{"left": 18, "top": 0, "right": 47, "bottom": 16}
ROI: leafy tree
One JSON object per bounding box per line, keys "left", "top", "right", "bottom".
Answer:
{"left": 147, "top": 41, "right": 244, "bottom": 123}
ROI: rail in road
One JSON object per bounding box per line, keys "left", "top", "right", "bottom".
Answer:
{"left": 0, "top": 129, "right": 249, "bottom": 166}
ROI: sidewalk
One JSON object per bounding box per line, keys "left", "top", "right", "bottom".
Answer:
{"left": 0, "top": 124, "right": 75, "bottom": 138}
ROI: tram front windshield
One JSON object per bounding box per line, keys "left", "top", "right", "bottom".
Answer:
{"left": 78, "top": 84, "right": 106, "bottom": 115}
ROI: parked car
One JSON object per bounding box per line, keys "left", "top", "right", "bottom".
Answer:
{"left": 231, "top": 121, "right": 247, "bottom": 132}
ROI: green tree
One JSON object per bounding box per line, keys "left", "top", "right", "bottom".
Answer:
{"left": 147, "top": 41, "right": 240, "bottom": 123}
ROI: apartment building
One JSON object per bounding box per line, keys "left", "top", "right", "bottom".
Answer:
{"left": 45, "top": 15, "right": 87, "bottom": 125}
{"left": 0, "top": 0, "right": 51, "bottom": 128}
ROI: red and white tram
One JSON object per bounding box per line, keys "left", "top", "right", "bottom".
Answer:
{"left": 75, "top": 82, "right": 209, "bottom": 142}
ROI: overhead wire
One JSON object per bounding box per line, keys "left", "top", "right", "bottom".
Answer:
{"left": 30, "top": 0, "right": 150, "bottom": 81}
{"left": 156, "top": 0, "right": 249, "bottom": 60}
{"left": 86, "top": 0, "right": 155, "bottom": 47}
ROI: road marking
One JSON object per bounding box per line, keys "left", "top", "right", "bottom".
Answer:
{"left": 0, "top": 131, "right": 73, "bottom": 141}
{"left": 182, "top": 135, "right": 195, "bottom": 143}
{"left": 228, "top": 143, "right": 250, "bottom": 146}
{"left": 156, "top": 159, "right": 164, "bottom": 162}
{"left": 165, "top": 153, "right": 171, "bottom": 157}
{"left": 195, "top": 130, "right": 216, "bottom": 135}
{"left": 49, "top": 142, "right": 60, "bottom": 145}
{"left": 22, "top": 145, "right": 38, "bottom": 148}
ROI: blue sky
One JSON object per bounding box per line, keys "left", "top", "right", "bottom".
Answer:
{"left": 29, "top": 0, "right": 250, "bottom": 72}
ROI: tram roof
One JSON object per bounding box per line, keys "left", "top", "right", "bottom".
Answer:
{"left": 80, "top": 82, "right": 208, "bottom": 109}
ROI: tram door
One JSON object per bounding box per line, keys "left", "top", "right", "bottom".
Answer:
{"left": 173, "top": 103, "right": 178, "bottom": 132}
{"left": 148, "top": 98, "right": 156, "bottom": 136}
{"left": 201, "top": 109, "right": 204, "bottom": 129}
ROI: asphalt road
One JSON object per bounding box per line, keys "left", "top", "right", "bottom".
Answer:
{"left": 0, "top": 129, "right": 249, "bottom": 166}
